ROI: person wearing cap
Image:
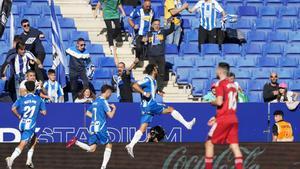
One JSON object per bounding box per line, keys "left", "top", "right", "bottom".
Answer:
{"left": 271, "top": 82, "right": 299, "bottom": 103}
{"left": 263, "top": 72, "right": 279, "bottom": 102}
{"left": 202, "top": 83, "right": 216, "bottom": 102}
{"left": 272, "top": 110, "right": 294, "bottom": 142}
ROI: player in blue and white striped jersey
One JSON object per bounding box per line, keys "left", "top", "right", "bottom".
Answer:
{"left": 6, "top": 81, "right": 47, "bottom": 169}
{"left": 125, "top": 64, "right": 196, "bottom": 158}
{"left": 66, "top": 85, "right": 116, "bottom": 169}
{"left": 189, "top": 0, "right": 226, "bottom": 45}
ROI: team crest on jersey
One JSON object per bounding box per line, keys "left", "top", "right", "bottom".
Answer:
{"left": 25, "top": 37, "right": 36, "bottom": 44}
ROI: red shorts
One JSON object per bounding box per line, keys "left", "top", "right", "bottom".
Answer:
{"left": 208, "top": 121, "right": 239, "bottom": 144}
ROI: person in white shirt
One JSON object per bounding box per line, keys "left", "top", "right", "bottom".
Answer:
{"left": 43, "top": 69, "right": 64, "bottom": 103}
{"left": 74, "top": 87, "right": 96, "bottom": 103}
{"left": 19, "top": 70, "right": 42, "bottom": 97}
{"left": 272, "top": 82, "right": 299, "bottom": 103}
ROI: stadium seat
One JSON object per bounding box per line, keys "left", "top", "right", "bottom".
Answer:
{"left": 258, "top": 57, "right": 277, "bottom": 67}
{"left": 22, "top": 4, "right": 42, "bottom": 16}
{"left": 185, "top": 30, "right": 198, "bottom": 43}
{"left": 123, "top": 5, "right": 134, "bottom": 16}
{"left": 286, "top": 0, "right": 300, "bottom": 7}
{"left": 174, "top": 56, "right": 194, "bottom": 69}
{"left": 176, "top": 68, "right": 191, "bottom": 85}
{"left": 265, "top": 0, "right": 285, "bottom": 6}
{"left": 99, "top": 57, "right": 116, "bottom": 68}
{"left": 201, "top": 44, "right": 221, "bottom": 57}
{"left": 87, "top": 44, "right": 104, "bottom": 54}
{"left": 92, "top": 79, "right": 111, "bottom": 91}
{"left": 249, "top": 80, "right": 267, "bottom": 91}
{"left": 236, "top": 57, "right": 257, "bottom": 68}
{"left": 263, "top": 44, "right": 283, "bottom": 56}
{"left": 276, "top": 68, "right": 294, "bottom": 79}
{"left": 0, "top": 80, "right": 5, "bottom": 92}
{"left": 259, "top": 6, "right": 277, "bottom": 18}
{"left": 108, "top": 93, "right": 119, "bottom": 102}
{"left": 224, "top": 5, "right": 237, "bottom": 15}
{"left": 274, "top": 20, "right": 294, "bottom": 31}
{"left": 238, "top": 6, "right": 257, "bottom": 17}
{"left": 235, "top": 79, "right": 249, "bottom": 91}
{"left": 222, "top": 44, "right": 241, "bottom": 57}
{"left": 254, "top": 19, "right": 273, "bottom": 31}
{"left": 191, "top": 79, "right": 208, "bottom": 97}
{"left": 132, "top": 93, "right": 141, "bottom": 103}
{"left": 195, "top": 57, "right": 216, "bottom": 68}
{"left": 226, "top": 0, "right": 244, "bottom": 7}
{"left": 71, "top": 31, "right": 89, "bottom": 41}
{"left": 180, "top": 44, "right": 199, "bottom": 55}
{"left": 284, "top": 44, "right": 300, "bottom": 57}
{"left": 294, "top": 70, "right": 300, "bottom": 79}
{"left": 93, "top": 69, "right": 111, "bottom": 79}
{"left": 246, "top": 0, "right": 264, "bottom": 7}
{"left": 37, "top": 17, "right": 51, "bottom": 28}
{"left": 247, "top": 31, "right": 266, "bottom": 43}
{"left": 189, "top": 69, "right": 211, "bottom": 82}
{"left": 268, "top": 32, "right": 287, "bottom": 44}
{"left": 279, "top": 57, "right": 298, "bottom": 67}
{"left": 165, "top": 44, "right": 178, "bottom": 54}
{"left": 234, "top": 19, "right": 253, "bottom": 30}
{"left": 58, "top": 18, "right": 75, "bottom": 28}
{"left": 252, "top": 68, "right": 272, "bottom": 79}
{"left": 279, "top": 7, "right": 299, "bottom": 19}
{"left": 165, "top": 54, "right": 176, "bottom": 65}
{"left": 182, "top": 19, "right": 191, "bottom": 29}
{"left": 288, "top": 32, "right": 300, "bottom": 43}
{"left": 233, "top": 68, "right": 252, "bottom": 79}
{"left": 190, "top": 18, "right": 200, "bottom": 30}
{"left": 290, "top": 80, "right": 300, "bottom": 92}
{"left": 248, "top": 91, "right": 262, "bottom": 102}
{"left": 43, "top": 54, "right": 53, "bottom": 67}
{"left": 245, "top": 44, "right": 262, "bottom": 55}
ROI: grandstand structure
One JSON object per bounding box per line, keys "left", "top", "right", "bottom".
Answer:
{"left": 0, "top": 0, "right": 300, "bottom": 102}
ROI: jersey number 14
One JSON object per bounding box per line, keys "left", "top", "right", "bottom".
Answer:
{"left": 228, "top": 91, "right": 237, "bottom": 110}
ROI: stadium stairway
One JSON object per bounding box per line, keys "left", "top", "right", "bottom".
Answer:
{"left": 54, "top": 0, "right": 193, "bottom": 102}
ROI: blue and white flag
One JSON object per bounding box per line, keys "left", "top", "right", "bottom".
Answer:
{"left": 49, "top": 0, "right": 68, "bottom": 87}
{"left": 9, "top": 0, "right": 14, "bottom": 48}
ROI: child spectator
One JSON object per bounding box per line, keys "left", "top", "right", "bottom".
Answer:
{"left": 43, "top": 69, "right": 64, "bottom": 103}
{"left": 203, "top": 83, "right": 216, "bottom": 102}
{"left": 74, "top": 87, "right": 96, "bottom": 103}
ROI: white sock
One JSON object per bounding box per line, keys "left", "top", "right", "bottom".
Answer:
{"left": 26, "top": 148, "right": 34, "bottom": 164}
{"left": 11, "top": 148, "right": 22, "bottom": 162}
{"left": 171, "top": 110, "right": 189, "bottom": 128}
{"left": 129, "top": 130, "right": 143, "bottom": 148}
{"left": 75, "top": 141, "right": 91, "bottom": 152}
{"left": 101, "top": 148, "right": 112, "bottom": 168}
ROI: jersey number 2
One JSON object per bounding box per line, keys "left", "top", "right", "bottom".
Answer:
{"left": 228, "top": 92, "right": 237, "bottom": 110}
{"left": 23, "top": 106, "right": 36, "bottom": 118}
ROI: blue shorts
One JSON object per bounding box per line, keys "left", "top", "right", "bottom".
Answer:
{"left": 21, "top": 129, "right": 35, "bottom": 142}
{"left": 88, "top": 130, "right": 110, "bottom": 145}
{"left": 140, "top": 101, "right": 168, "bottom": 124}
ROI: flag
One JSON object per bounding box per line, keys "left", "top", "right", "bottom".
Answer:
{"left": 9, "top": 0, "right": 14, "bottom": 48}
{"left": 0, "top": 0, "right": 12, "bottom": 38}
{"left": 49, "top": 0, "right": 68, "bottom": 87}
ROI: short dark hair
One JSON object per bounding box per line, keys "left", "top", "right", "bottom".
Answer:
{"left": 16, "top": 42, "right": 26, "bottom": 51}
{"left": 25, "top": 81, "right": 35, "bottom": 92}
{"left": 152, "top": 19, "right": 160, "bottom": 24}
{"left": 274, "top": 110, "right": 284, "bottom": 116}
{"left": 143, "top": 64, "right": 157, "bottom": 75}
{"left": 229, "top": 72, "right": 235, "bottom": 78}
{"left": 26, "top": 69, "right": 36, "bottom": 75}
{"left": 101, "top": 84, "right": 113, "bottom": 94}
{"left": 13, "top": 35, "right": 22, "bottom": 43}
{"left": 118, "top": 62, "right": 126, "bottom": 67}
{"left": 218, "top": 62, "right": 230, "bottom": 75}
{"left": 77, "top": 38, "right": 85, "bottom": 43}
{"left": 48, "top": 69, "right": 56, "bottom": 75}
{"left": 21, "top": 19, "right": 29, "bottom": 25}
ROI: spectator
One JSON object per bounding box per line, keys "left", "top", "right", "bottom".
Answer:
{"left": 263, "top": 72, "right": 279, "bottom": 102}
{"left": 20, "top": 19, "right": 45, "bottom": 63}
{"left": 0, "top": 35, "right": 23, "bottom": 101}
{"left": 229, "top": 72, "right": 248, "bottom": 102}
{"left": 203, "top": 83, "right": 216, "bottom": 102}
{"left": 164, "top": 0, "right": 189, "bottom": 46}
{"left": 143, "top": 19, "right": 174, "bottom": 93}
{"left": 43, "top": 69, "right": 64, "bottom": 103}
{"left": 94, "top": 0, "right": 126, "bottom": 53}
{"left": 146, "top": 126, "right": 166, "bottom": 143}
{"left": 272, "top": 110, "right": 294, "bottom": 142}
{"left": 112, "top": 47, "right": 137, "bottom": 102}
{"left": 271, "top": 82, "right": 299, "bottom": 103}
{"left": 189, "top": 0, "right": 226, "bottom": 47}
{"left": 66, "top": 38, "right": 91, "bottom": 100}
{"left": 1, "top": 42, "right": 43, "bottom": 98}
{"left": 74, "top": 87, "right": 96, "bottom": 103}
{"left": 128, "top": 0, "right": 156, "bottom": 63}
{"left": 19, "top": 70, "right": 43, "bottom": 97}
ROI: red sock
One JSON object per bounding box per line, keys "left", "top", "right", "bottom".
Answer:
{"left": 205, "top": 157, "right": 213, "bottom": 169}
{"left": 235, "top": 157, "right": 243, "bottom": 169}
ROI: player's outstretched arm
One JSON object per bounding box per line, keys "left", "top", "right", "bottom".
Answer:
{"left": 11, "top": 107, "right": 21, "bottom": 120}
{"left": 132, "top": 83, "right": 150, "bottom": 98}
{"left": 211, "top": 96, "right": 223, "bottom": 107}
{"left": 106, "top": 104, "right": 117, "bottom": 119}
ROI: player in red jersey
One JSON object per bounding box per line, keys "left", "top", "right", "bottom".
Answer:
{"left": 205, "top": 62, "right": 243, "bottom": 169}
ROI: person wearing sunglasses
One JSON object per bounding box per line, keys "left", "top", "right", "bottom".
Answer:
{"left": 263, "top": 72, "right": 279, "bottom": 102}
{"left": 66, "top": 38, "right": 92, "bottom": 100}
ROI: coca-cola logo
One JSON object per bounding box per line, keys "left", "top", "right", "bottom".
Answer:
{"left": 163, "top": 146, "right": 265, "bottom": 169}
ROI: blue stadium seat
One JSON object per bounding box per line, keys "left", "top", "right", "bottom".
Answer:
{"left": 90, "top": 56, "right": 101, "bottom": 67}
{"left": 43, "top": 54, "right": 53, "bottom": 67}
{"left": 248, "top": 91, "right": 262, "bottom": 102}
{"left": 87, "top": 44, "right": 104, "bottom": 54}
{"left": 258, "top": 57, "right": 277, "bottom": 67}
{"left": 185, "top": 30, "right": 198, "bottom": 43}
{"left": 92, "top": 79, "right": 111, "bottom": 91}
{"left": 222, "top": 44, "right": 241, "bottom": 57}
{"left": 182, "top": 19, "right": 191, "bottom": 29}
{"left": 252, "top": 68, "right": 272, "bottom": 79}
{"left": 99, "top": 57, "right": 116, "bottom": 68}
{"left": 268, "top": 32, "right": 287, "bottom": 44}
{"left": 190, "top": 18, "right": 200, "bottom": 30}
{"left": 279, "top": 57, "right": 298, "bottom": 67}
{"left": 176, "top": 68, "right": 191, "bottom": 85}
{"left": 0, "top": 80, "right": 5, "bottom": 92}
{"left": 58, "top": 18, "right": 75, "bottom": 28}
{"left": 201, "top": 44, "right": 221, "bottom": 57}
{"left": 195, "top": 57, "right": 216, "bottom": 68}
{"left": 180, "top": 44, "right": 199, "bottom": 55}
{"left": 108, "top": 93, "right": 119, "bottom": 102}
{"left": 284, "top": 44, "right": 300, "bottom": 57}
{"left": 294, "top": 70, "right": 300, "bottom": 79}
{"left": 191, "top": 79, "right": 208, "bottom": 97}
{"left": 165, "top": 44, "right": 178, "bottom": 54}
{"left": 238, "top": 6, "right": 257, "bottom": 17}
{"left": 263, "top": 44, "right": 283, "bottom": 55}
{"left": 153, "top": 6, "right": 164, "bottom": 17}
{"left": 226, "top": 0, "right": 244, "bottom": 7}
{"left": 218, "top": 56, "right": 237, "bottom": 67}
{"left": 165, "top": 54, "right": 176, "bottom": 65}
{"left": 224, "top": 6, "right": 237, "bottom": 15}
{"left": 233, "top": 68, "right": 252, "bottom": 79}
{"left": 123, "top": 5, "right": 134, "bottom": 16}
{"left": 71, "top": 31, "right": 89, "bottom": 41}
{"left": 279, "top": 7, "right": 299, "bottom": 19}
{"left": 288, "top": 32, "right": 300, "bottom": 43}
{"left": 246, "top": 0, "right": 264, "bottom": 7}
{"left": 174, "top": 56, "right": 194, "bottom": 70}
{"left": 290, "top": 80, "right": 300, "bottom": 92}
{"left": 249, "top": 80, "right": 267, "bottom": 91}
{"left": 235, "top": 79, "right": 249, "bottom": 91}
{"left": 247, "top": 31, "right": 266, "bottom": 43}
{"left": 236, "top": 57, "right": 257, "bottom": 68}
{"left": 259, "top": 6, "right": 277, "bottom": 18}
{"left": 234, "top": 19, "right": 253, "bottom": 33}
{"left": 254, "top": 19, "right": 273, "bottom": 31}
{"left": 189, "top": 69, "right": 211, "bottom": 82}
{"left": 265, "top": 0, "right": 285, "bottom": 6}
{"left": 22, "top": 4, "right": 42, "bottom": 16}
{"left": 93, "top": 69, "right": 111, "bottom": 79}
{"left": 276, "top": 68, "right": 294, "bottom": 79}
{"left": 245, "top": 44, "right": 262, "bottom": 55}
{"left": 37, "top": 17, "right": 51, "bottom": 28}
{"left": 286, "top": 0, "right": 300, "bottom": 7}
{"left": 132, "top": 93, "right": 141, "bottom": 103}
{"left": 274, "top": 20, "right": 294, "bottom": 31}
